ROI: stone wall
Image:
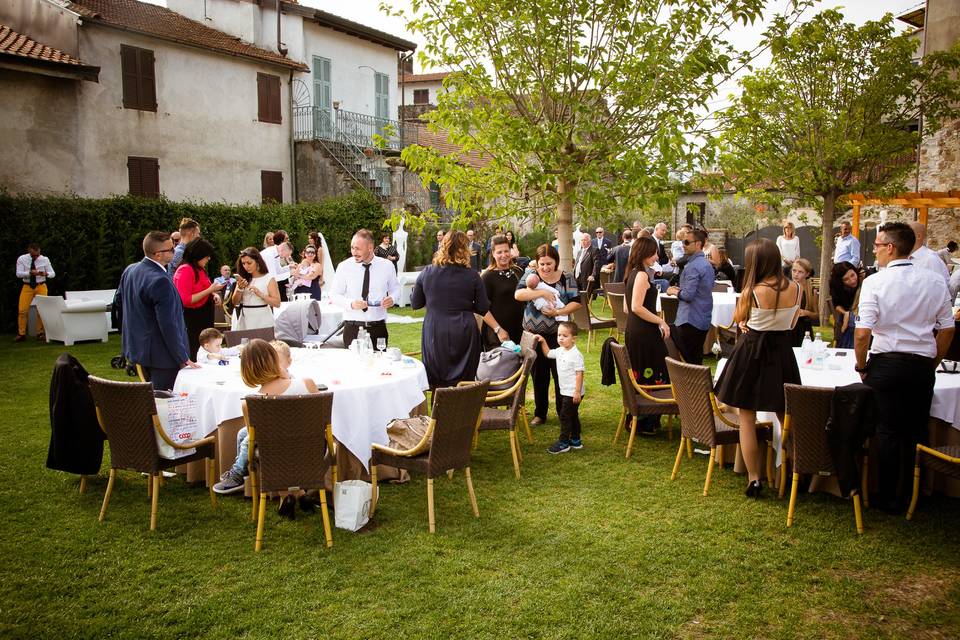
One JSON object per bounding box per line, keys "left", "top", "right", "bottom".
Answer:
{"left": 294, "top": 141, "right": 357, "bottom": 202}
{"left": 919, "top": 119, "right": 960, "bottom": 248}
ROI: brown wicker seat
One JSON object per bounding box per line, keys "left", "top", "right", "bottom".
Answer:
{"left": 571, "top": 292, "right": 616, "bottom": 352}
{"left": 214, "top": 301, "right": 231, "bottom": 329}
{"left": 782, "top": 384, "right": 865, "bottom": 534}
{"left": 664, "top": 357, "right": 773, "bottom": 496}
{"left": 520, "top": 330, "right": 538, "bottom": 353}
{"left": 87, "top": 376, "right": 217, "bottom": 531}
{"left": 476, "top": 349, "right": 536, "bottom": 479}
{"left": 244, "top": 392, "right": 337, "bottom": 551}
{"left": 664, "top": 332, "right": 684, "bottom": 362}
{"left": 223, "top": 327, "right": 275, "bottom": 347}
{"left": 604, "top": 290, "right": 627, "bottom": 338}
{"left": 610, "top": 343, "right": 679, "bottom": 458}
{"left": 369, "top": 381, "right": 490, "bottom": 533}
{"left": 660, "top": 296, "right": 679, "bottom": 325}
{"left": 715, "top": 323, "right": 739, "bottom": 359}
{"left": 907, "top": 444, "right": 960, "bottom": 521}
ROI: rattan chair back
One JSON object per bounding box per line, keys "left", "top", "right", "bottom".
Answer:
{"left": 571, "top": 293, "right": 592, "bottom": 333}
{"left": 783, "top": 384, "right": 835, "bottom": 475}
{"left": 427, "top": 381, "right": 490, "bottom": 476}
{"left": 506, "top": 349, "right": 536, "bottom": 420}
{"left": 603, "top": 281, "right": 625, "bottom": 296}
{"left": 606, "top": 293, "right": 627, "bottom": 333}
{"left": 520, "top": 330, "right": 538, "bottom": 353}
{"left": 610, "top": 343, "right": 639, "bottom": 413}
{"left": 664, "top": 333, "right": 684, "bottom": 362}
{"left": 88, "top": 376, "right": 161, "bottom": 473}
{"left": 224, "top": 327, "right": 275, "bottom": 347}
{"left": 665, "top": 357, "right": 718, "bottom": 445}
{"left": 245, "top": 393, "right": 333, "bottom": 494}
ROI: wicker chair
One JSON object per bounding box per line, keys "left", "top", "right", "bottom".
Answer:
{"left": 476, "top": 349, "right": 536, "bottom": 479}
{"left": 610, "top": 343, "right": 679, "bottom": 458}
{"left": 782, "top": 384, "right": 865, "bottom": 534}
{"left": 520, "top": 330, "right": 538, "bottom": 353}
{"left": 906, "top": 444, "right": 960, "bottom": 521}
{"left": 715, "top": 323, "right": 740, "bottom": 359}
{"left": 598, "top": 270, "right": 612, "bottom": 310}
{"left": 664, "top": 357, "right": 773, "bottom": 496}
{"left": 664, "top": 332, "right": 684, "bottom": 363}
{"left": 87, "top": 376, "right": 217, "bottom": 531}
{"left": 244, "top": 393, "right": 337, "bottom": 551}
{"left": 214, "top": 301, "right": 231, "bottom": 329}
{"left": 571, "top": 292, "right": 616, "bottom": 352}
{"left": 369, "top": 381, "right": 490, "bottom": 533}
{"left": 660, "top": 296, "right": 679, "bottom": 325}
{"left": 605, "top": 291, "right": 627, "bottom": 339}
{"left": 223, "top": 327, "right": 275, "bottom": 347}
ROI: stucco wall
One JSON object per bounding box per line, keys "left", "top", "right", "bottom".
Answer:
{"left": 73, "top": 25, "right": 293, "bottom": 203}
{"left": 0, "top": 69, "right": 81, "bottom": 195}
{"left": 401, "top": 80, "right": 443, "bottom": 106}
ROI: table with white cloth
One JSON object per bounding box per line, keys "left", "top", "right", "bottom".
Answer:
{"left": 173, "top": 348, "right": 429, "bottom": 482}
{"left": 658, "top": 291, "right": 739, "bottom": 328}
{"left": 715, "top": 347, "right": 960, "bottom": 496}
{"left": 274, "top": 299, "right": 343, "bottom": 337}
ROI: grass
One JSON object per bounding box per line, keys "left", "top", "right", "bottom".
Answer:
{"left": 0, "top": 307, "right": 957, "bottom": 639}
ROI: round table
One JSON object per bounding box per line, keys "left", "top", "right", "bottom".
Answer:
{"left": 657, "top": 291, "right": 739, "bottom": 328}
{"left": 173, "top": 348, "right": 429, "bottom": 470}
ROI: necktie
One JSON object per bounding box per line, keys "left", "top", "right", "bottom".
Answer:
{"left": 29, "top": 257, "right": 37, "bottom": 288}
{"left": 361, "top": 263, "right": 371, "bottom": 312}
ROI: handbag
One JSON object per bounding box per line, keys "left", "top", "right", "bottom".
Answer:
{"left": 476, "top": 346, "right": 522, "bottom": 391}
{"left": 334, "top": 479, "right": 371, "bottom": 531}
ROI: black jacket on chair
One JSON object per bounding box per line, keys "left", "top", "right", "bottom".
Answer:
{"left": 600, "top": 336, "right": 620, "bottom": 386}
{"left": 825, "top": 382, "right": 876, "bottom": 497}
{"left": 47, "top": 353, "right": 105, "bottom": 475}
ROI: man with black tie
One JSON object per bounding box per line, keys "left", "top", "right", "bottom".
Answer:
{"left": 593, "top": 227, "right": 613, "bottom": 265}
{"left": 573, "top": 233, "right": 600, "bottom": 294}
{"left": 331, "top": 229, "right": 401, "bottom": 349}
{"left": 467, "top": 229, "right": 483, "bottom": 271}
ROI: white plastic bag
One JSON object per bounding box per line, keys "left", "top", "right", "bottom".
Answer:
{"left": 334, "top": 480, "right": 371, "bottom": 531}
{"left": 154, "top": 394, "right": 200, "bottom": 460}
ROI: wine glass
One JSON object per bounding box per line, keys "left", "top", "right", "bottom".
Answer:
{"left": 377, "top": 337, "right": 387, "bottom": 356}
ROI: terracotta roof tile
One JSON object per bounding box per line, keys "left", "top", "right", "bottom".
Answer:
{"left": 0, "top": 24, "right": 86, "bottom": 66}
{"left": 68, "top": 0, "right": 309, "bottom": 71}
{"left": 412, "top": 124, "right": 490, "bottom": 169}
{"left": 401, "top": 72, "right": 451, "bottom": 83}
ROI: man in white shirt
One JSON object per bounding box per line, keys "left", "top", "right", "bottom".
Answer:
{"left": 833, "top": 221, "right": 861, "bottom": 265}
{"left": 330, "top": 229, "right": 401, "bottom": 348}
{"left": 15, "top": 242, "right": 55, "bottom": 341}
{"left": 855, "top": 221, "right": 954, "bottom": 513}
{"left": 908, "top": 221, "right": 950, "bottom": 288}
{"left": 260, "top": 231, "right": 292, "bottom": 301}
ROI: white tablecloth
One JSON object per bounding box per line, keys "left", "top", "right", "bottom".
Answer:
{"left": 173, "top": 348, "right": 429, "bottom": 470}
{"left": 716, "top": 348, "right": 960, "bottom": 465}
{"left": 275, "top": 299, "right": 343, "bottom": 337}
{"left": 658, "top": 292, "right": 739, "bottom": 328}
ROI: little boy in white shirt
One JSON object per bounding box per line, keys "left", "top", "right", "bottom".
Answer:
{"left": 535, "top": 321, "right": 585, "bottom": 453}
{"left": 196, "top": 328, "right": 240, "bottom": 363}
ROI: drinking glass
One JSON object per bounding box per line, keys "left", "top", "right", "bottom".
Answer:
{"left": 377, "top": 337, "right": 387, "bottom": 355}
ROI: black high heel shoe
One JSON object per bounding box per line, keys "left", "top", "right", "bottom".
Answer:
{"left": 745, "top": 480, "right": 763, "bottom": 499}
{"left": 277, "top": 495, "right": 296, "bottom": 520}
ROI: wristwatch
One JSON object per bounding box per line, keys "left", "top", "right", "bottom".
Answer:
{"left": 854, "top": 363, "right": 867, "bottom": 373}
{"left": 494, "top": 325, "right": 502, "bottom": 334}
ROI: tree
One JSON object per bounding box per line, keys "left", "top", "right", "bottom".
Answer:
{"left": 389, "top": 0, "right": 806, "bottom": 270}
{"left": 718, "top": 9, "right": 960, "bottom": 322}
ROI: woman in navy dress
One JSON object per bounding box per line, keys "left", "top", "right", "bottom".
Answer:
{"left": 411, "top": 231, "right": 491, "bottom": 388}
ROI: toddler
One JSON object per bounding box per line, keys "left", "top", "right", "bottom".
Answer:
{"left": 196, "top": 328, "right": 239, "bottom": 363}
{"left": 526, "top": 272, "right": 568, "bottom": 321}
{"left": 536, "top": 321, "right": 585, "bottom": 454}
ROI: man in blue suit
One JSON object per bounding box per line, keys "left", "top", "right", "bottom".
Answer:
{"left": 118, "top": 231, "right": 196, "bottom": 390}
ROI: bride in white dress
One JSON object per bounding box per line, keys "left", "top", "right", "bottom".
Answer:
{"left": 307, "top": 230, "right": 337, "bottom": 300}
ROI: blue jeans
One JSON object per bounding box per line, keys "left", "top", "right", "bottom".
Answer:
{"left": 231, "top": 427, "right": 249, "bottom": 475}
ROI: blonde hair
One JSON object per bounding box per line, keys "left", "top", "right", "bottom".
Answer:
{"left": 240, "top": 339, "right": 283, "bottom": 387}
{"left": 433, "top": 230, "right": 472, "bottom": 268}
{"left": 269, "top": 340, "right": 291, "bottom": 365}
{"left": 793, "top": 258, "right": 818, "bottom": 314}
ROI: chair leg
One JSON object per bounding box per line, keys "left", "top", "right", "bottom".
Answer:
{"left": 79, "top": 475, "right": 88, "bottom": 494}
{"left": 208, "top": 459, "right": 217, "bottom": 509}
{"left": 906, "top": 463, "right": 921, "bottom": 521}
{"left": 99, "top": 469, "right": 116, "bottom": 522}
{"left": 427, "top": 478, "right": 436, "bottom": 534}
{"left": 318, "top": 489, "right": 333, "bottom": 548}
{"left": 716, "top": 445, "right": 723, "bottom": 468}
{"left": 465, "top": 467, "right": 479, "bottom": 517}
{"left": 147, "top": 473, "right": 153, "bottom": 499}
{"left": 332, "top": 464, "right": 338, "bottom": 489}
{"left": 522, "top": 408, "right": 533, "bottom": 444}
{"left": 250, "top": 471, "right": 258, "bottom": 522}
{"left": 255, "top": 493, "right": 267, "bottom": 552}
{"left": 612, "top": 408, "right": 626, "bottom": 446}
{"left": 625, "top": 416, "right": 638, "bottom": 459}
{"left": 778, "top": 455, "right": 788, "bottom": 499}
{"left": 786, "top": 472, "right": 800, "bottom": 527}
{"left": 509, "top": 431, "right": 521, "bottom": 480}
{"left": 671, "top": 438, "right": 685, "bottom": 480}
{"left": 149, "top": 474, "right": 160, "bottom": 531}
{"left": 765, "top": 442, "right": 774, "bottom": 485}
{"left": 667, "top": 416, "right": 674, "bottom": 442}
{"left": 686, "top": 437, "right": 693, "bottom": 459}
{"left": 370, "top": 465, "right": 379, "bottom": 517}
{"left": 861, "top": 454, "right": 870, "bottom": 509}
{"left": 853, "top": 493, "right": 864, "bottom": 534}
{"left": 447, "top": 469, "right": 455, "bottom": 479}
{"left": 703, "top": 447, "right": 716, "bottom": 496}
{"left": 515, "top": 429, "right": 523, "bottom": 463}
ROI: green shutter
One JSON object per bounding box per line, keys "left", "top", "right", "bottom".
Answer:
{"left": 313, "top": 56, "right": 332, "bottom": 137}
{"left": 375, "top": 72, "right": 389, "bottom": 122}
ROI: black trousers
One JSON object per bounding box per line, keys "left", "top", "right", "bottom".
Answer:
{"left": 532, "top": 332, "right": 562, "bottom": 420}
{"left": 343, "top": 319, "right": 388, "bottom": 349}
{"left": 558, "top": 395, "right": 582, "bottom": 442}
{"left": 863, "top": 352, "right": 935, "bottom": 502}
{"left": 143, "top": 366, "right": 180, "bottom": 392}
{"left": 674, "top": 323, "right": 708, "bottom": 365}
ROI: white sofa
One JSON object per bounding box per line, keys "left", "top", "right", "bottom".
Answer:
{"left": 34, "top": 295, "right": 110, "bottom": 346}
{"left": 397, "top": 271, "right": 421, "bottom": 307}
{"left": 66, "top": 289, "right": 116, "bottom": 332}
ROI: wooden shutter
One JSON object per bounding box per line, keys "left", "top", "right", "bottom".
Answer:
{"left": 261, "top": 170, "right": 283, "bottom": 203}
{"left": 258, "top": 73, "right": 282, "bottom": 124}
{"left": 375, "top": 72, "right": 389, "bottom": 121}
{"left": 121, "top": 45, "right": 156, "bottom": 111}
{"left": 139, "top": 49, "right": 156, "bottom": 111}
{"left": 128, "top": 157, "right": 160, "bottom": 198}
{"left": 413, "top": 88, "right": 429, "bottom": 105}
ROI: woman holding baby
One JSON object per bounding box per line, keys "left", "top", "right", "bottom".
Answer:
{"left": 514, "top": 244, "right": 582, "bottom": 426}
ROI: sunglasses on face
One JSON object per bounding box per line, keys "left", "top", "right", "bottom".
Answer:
{"left": 682, "top": 239, "right": 697, "bottom": 246}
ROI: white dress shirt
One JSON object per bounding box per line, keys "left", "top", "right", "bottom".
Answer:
{"left": 950, "top": 267, "right": 960, "bottom": 305}
{"left": 15, "top": 254, "right": 55, "bottom": 284}
{"left": 856, "top": 259, "right": 953, "bottom": 359}
{"left": 776, "top": 235, "right": 800, "bottom": 265}
{"left": 833, "top": 234, "right": 861, "bottom": 265}
{"left": 910, "top": 244, "right": 950, "bottom": 287}
{"left": 330, "top": 256, "right": 401, "bottom": 322}
{"left": 259, "top": 246, "right": 289, "bottom": 283}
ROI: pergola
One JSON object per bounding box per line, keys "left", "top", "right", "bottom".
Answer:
{"left": 843, "top": 191, "right": 960, "bottom": 238}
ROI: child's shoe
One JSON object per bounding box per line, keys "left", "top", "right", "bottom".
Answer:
{"left": 212, "top": 469, "right": 244, "bottom": 495}
{"left": 547, "top": 440, "right": 571, "bottom": 454}
{"left": 569, "top": 438, "right": 583, "bottom": 450}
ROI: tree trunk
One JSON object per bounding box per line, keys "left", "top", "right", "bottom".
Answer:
{"left": 556, "top": 178, "right": 575, "bottom": 273}
{"left": 818, "top": 190, "right": 837, "bottom": 327}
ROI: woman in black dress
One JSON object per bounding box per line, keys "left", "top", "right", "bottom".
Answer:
{"left": 411, "top": 231, "right": 491, "bottom": 388}
{"left": 480, "top": 234, "right": 524, "bottom": 349}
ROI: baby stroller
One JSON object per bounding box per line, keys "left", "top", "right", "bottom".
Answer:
{"left": 274, "top": 299, "right": 322, "bottom": 347}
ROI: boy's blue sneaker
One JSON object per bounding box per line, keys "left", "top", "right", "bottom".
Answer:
{"left": 569, "top": 438, "right": 583, "bottom": 450}
{"left": 547, "top": 440, "right": 571, "bottom": 454}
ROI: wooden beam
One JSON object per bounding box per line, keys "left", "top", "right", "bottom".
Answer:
{"left": 918, "top": 206, "right": 928, "bottom": 225}
{"left": 851, "top": 204, "right": 861, "bottom": 239}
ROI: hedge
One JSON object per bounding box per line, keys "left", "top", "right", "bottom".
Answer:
{"left": 3, "top": 191, "right": 386, "bottom": 333}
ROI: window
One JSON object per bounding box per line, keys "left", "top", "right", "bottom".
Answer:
{"left": 375, "top": 72, "right": 390, "bottom": 122}
{"left": 413, "top": 88, "right": 429, "bottom": 105}
{"left": 257, "top": 73, "right": 282, "bottom": 124}
{"left": 261, "top": 171, "right": 283, "bottom": 204}
{"left": 128, "top": 157, "right": 160, "bottom": 198}
{"left": 121, "top": 45, "right": 156, "bottom": 111}
{"left": 428, "top": 180, "right": 441, "bottom": 208}
{"left": 313, "top": 56, "right": 332, "bottom": 137}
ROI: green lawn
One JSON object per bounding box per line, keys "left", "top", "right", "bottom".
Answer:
{"left": 0, "top": 312, "right": 957, "bottom": 639}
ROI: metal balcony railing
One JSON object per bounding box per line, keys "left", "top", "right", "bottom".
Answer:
{"left": 293, "top": 105, "right": 417, "bottom": 151}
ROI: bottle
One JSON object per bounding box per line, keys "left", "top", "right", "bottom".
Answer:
{"left": 812, "top": 332, "right": 825, "bottom": 370}
{"left": 800, "top": 332, "right": 812, "bottom": 367}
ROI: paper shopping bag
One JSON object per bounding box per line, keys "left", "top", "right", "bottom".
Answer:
{"left": 334, "top": 480, "right": 371, "bottom": 531}
{"left": 154, "top": 394, "right": 200, "bottom": 460}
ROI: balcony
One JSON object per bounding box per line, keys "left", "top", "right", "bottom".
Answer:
{"left": 293, "top": 105, "right": 417, "bottom": 152}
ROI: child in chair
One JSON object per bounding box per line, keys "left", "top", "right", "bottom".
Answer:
{"left": 196, "top": 328, "right": 239, "bottom": 363}
{"left": 535, "top": 321, "right": 584, "bottom": 454}
{"left": 526, "top": 272, "right": 568, "bottom": 321}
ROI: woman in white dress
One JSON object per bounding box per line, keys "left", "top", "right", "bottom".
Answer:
{"left": 307, "top": 231, "right": 337, "bottom": 299}
{"left": 231, "top": 247, "right": 280, "bottom": 330}
{"left": 776, "top": 221, "right": 800, "bottom": 276}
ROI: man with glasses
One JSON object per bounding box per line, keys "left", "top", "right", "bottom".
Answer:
{"left": 833, "top": 221, "right": 861, "bottom": 266}
{"left": 666, "top": 228, "right": 715, "bottom": 364}
{"left": 14, "top": 242, "right": 55, "bottom": 342}
{"left": 855, "top": 221, "right": 954, "bottom": 513}
{"left": 593, "top": 226, "right": 613, "bottom": 264}
{"left": 118, "top": 231, "right": 196, "bottom": 391}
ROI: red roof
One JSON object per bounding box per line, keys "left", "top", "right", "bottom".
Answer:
{"left": 0, "top": 23, "right": 99, "bottom": 80}
{"left": 401, "top": 72, "right": 451, "bottom": 84}
{"left": 412, "top": 124, "right": 491, "bottom": 170}
{"left": 68, "top": 0, "right": 309, "bottom": 71}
